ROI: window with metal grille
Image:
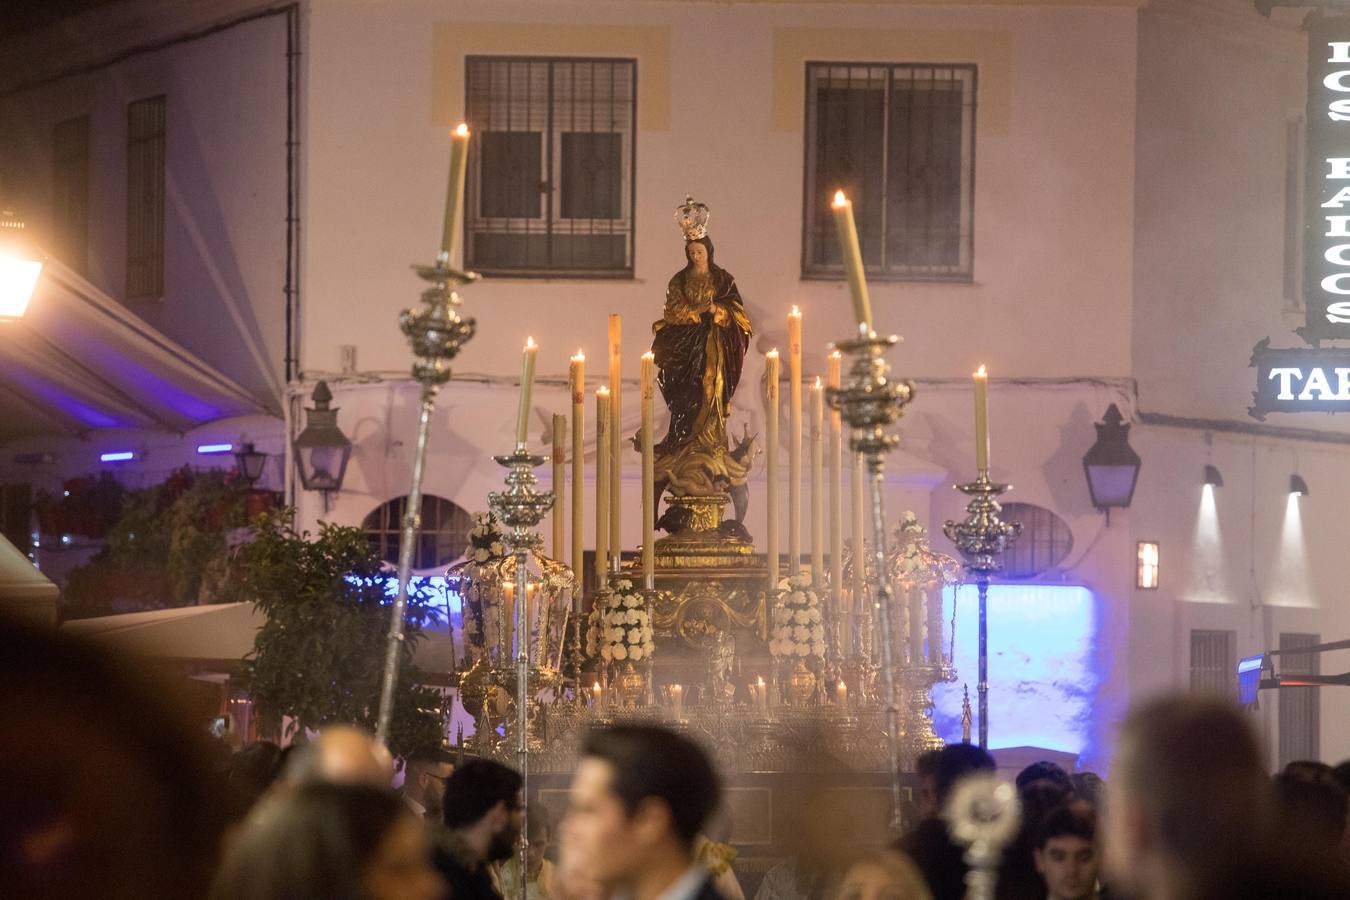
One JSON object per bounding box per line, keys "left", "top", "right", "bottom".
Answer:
{"left": 362, "top": 495, "right": 475, "bottom": 570}
{"left": 1189, "top": 629, "right": 1236, "bottom": 698}
{"left": 465, "top": 56, "right": 636, "bottom": 278}
{"left": 1278, "top": 632, "right": 1320, "bottom": 767}
{"left": 126, "top": 95, "right": 165, "bottom": 299}
{"left": 803, "top": 62, "right": 976, "bottom": 282}
{"left": 52, "top": 116, "right": 90, "bottom": 273}
{"left": 996, "top": 502, "right": 1072, "bottom": 579}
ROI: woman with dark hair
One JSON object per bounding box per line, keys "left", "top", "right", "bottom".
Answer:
{"left": 650, "top": 199, "right": 754, "bottom": 517}
{"left": 210, "top": 783, "right": 444, "bottom": 900}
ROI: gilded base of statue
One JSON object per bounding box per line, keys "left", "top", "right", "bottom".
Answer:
{"left": 653, "top": 493, "right": 756, "bottom": 569}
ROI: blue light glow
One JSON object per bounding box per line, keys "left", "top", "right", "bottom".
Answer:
{"left": 99, "top": 451, "right": 136, "bottom": 462}
{"left": 196, "top": 443, "right": 234, "bottom": 454}
{"left": 932, "top": 584, "right": 1101, "bottom": 762}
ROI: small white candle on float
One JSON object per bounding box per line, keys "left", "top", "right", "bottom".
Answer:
{"left": 671, "top": 683, "right": 685, "bottom": 722}
{"left": 569, "top": 351, "right": 585, "bottom": 610}
{"left": 836, "top": 679, "right": 848, "bottom": 709}
{"left": 440, "top": 123, "right": 471, "bottom": 261}
{"left": 764, "top": 349, "right": 781, "bottom": 593}
{"left": 756, "top": 676, "right": 768, "bottom": 717}
{"left": 974, "top": 365, "right": 990, "bottom": 473}
{"left": 592, "top": 680, "right": 603, "bottom": 712}
{"left": 503, "top": 580, "right": 516, "bottom": 658}
{"left": 640, "top": 351, "right": 656, "bottom": 589}
{"left": 830, "top": 190, "right": 874, "bottom": 334}
{"left": 514, "top": 337, "right": 538, "bottom": 448}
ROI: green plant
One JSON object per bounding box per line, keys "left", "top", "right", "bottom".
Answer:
{"left": 235, "top": 512, "right": 442, "bottom": 758}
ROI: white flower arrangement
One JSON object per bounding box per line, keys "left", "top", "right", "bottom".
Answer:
{"left": 466, "top": 512, "right": 508, "bottom": 564}
{"left": 770, "top": 574, "right": 826, "bottom": 660}
{"left": 588, "top": 578, "right": 656, "bottom": 665}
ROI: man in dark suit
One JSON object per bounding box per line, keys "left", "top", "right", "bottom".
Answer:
{"left": 561, "top": 724, "right": 724, "bottom": 900}
{"left": 433, "top": 758, "right": 522, "bottom": 900}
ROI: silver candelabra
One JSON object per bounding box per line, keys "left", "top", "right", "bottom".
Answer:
{"left": 826, "top": 326, "right": 915, "bottom": 835}
{"left": 376, "top": 254, "right": 478, "bottom": 744}
{"left": 942, "top": 472, "right": 1020, "bottom": 750}
{"left": 488, "top": 445, "right": 554, "bottom": 900}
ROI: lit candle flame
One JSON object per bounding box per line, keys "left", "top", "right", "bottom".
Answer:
{"left": 642, "top": 351, "right": 655, "bottom": 361}
{"left": 572, "top": 350, "right": 585, "bottom": 361}
{"left": 790, "top": 305, "right": 801, "bottom": 317}
{"left": 829, "top": 348, "right": 842, "bottom": 359}
{"left": 975, "top": 364, "right": 987, "bottom": 378}
{"left": 832, "top": 190, "right": 848, "bottom": 207}
{"left": 814, "top": 376, "right": 822, "bottom": 389}
{"left": 767, "top": 348, "right": 779, "bottom": 358}
{"left": 525, "top": 336, "right": 537, "bottom": 350}
{"left": 597, "top": 386, "right": 609, "bottom": 397}
{"left": 453, "top": 122, "right": 470, "bottom": 138}
{"left": 757, "top": 676, "right": 765, "bottom": 687}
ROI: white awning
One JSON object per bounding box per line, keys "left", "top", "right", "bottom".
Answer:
{"left": 0, "top": 259, "right": 275, "bottom": 440}
{"left": 0, "top": 533, "right": 58, "bottom": 626}
{"left": 61, "top": 602, "right": 458, "bottom": 679}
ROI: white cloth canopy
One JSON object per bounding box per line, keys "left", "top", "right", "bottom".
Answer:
{"left": 0, "top": 533, "right": 58, "bottom": 626}
{"left": 61, "top": 601, "right": 458, "bottom": 680}
{"left": 0, "top": 259, "right": 274, "bottom": 440}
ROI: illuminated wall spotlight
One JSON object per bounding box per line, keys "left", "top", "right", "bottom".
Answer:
{"left": 1203, "top": 464, "right": 1224, "bottom": 488}
{"left": 196, "top": 443, "right": 234, "bottom": 455}
{"left": 1289, "top": 474, "right": 1309, "bottom": 497}
{"left": 1136, "top": 541, "right": 1160, "bottom": 590}
{"left": 99, "top": 450, "right": 138, "bottom": 463}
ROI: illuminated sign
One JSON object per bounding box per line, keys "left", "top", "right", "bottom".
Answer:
{"left": 1249, "top": 337, "right": 1350, "bottom": 418}
{"left": 1304, "top": 18, "right": 1350, "bottom": 339}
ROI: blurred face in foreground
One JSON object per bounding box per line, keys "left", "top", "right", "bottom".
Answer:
{"left": 364, "top": 815, "right": 445, "bottom": 900}
{"left": 835, "top": 859, "right": 925, "bottom": 900}
{"left": 562, "top": 758, "right": 651, "bottom": 889}
{"left": 1034, "top": 835, "right": 1098, "bottom": 900}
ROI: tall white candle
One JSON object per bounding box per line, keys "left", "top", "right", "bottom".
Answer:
{"left": 552, "top": 414, "right": 565, "bottom": 559}
{"left": 608, "top": 315, "right": 623, "bottom": 572}
{"left": 764, "top": 350, "right": 780, "bottom": 593}
{"left": 514, "top": 338, "right": 538, "bottom": 447}
{"left": 828, "top": 350, "right": 844, "bottom": 633}
{"left": 640, "top": 352, "right": 656, "bottom": 589}
{"left": 973, "top": 365, "right": 990, "bottom": 472}
{"left": 595, "top": 387, "right": 610, "bottom": 584}
{"left": 570, "top": 352, "right": 585, "bottom": 610}
{"left": 788, "top": 307, "right": 802, "bottom": 574}
{"left": 830, "top": 190, "right": 874, "bottom": 333}
{"left": 440, "top": 123, "right": 470, "bottom": 260}
{"left": 810, "top": 377, "right": 825, "bottom": 592}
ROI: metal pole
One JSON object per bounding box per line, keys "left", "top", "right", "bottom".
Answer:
{"left": 978, "top": 579, "right": 989, "bottom": 750}
{"left": 866, "top": 461, "right": 904, "bottom": 833}
{"left": 515, "top": 544, "right": 530, "bottom": 900}
{"left": 376, "top": 384, "right": 435, "bottom": 743}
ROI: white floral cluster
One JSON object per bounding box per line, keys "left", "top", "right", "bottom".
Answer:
{"left": 466, "top": 512, "right": 506, "bottom": 564}
{"left": 770, "top": 574, "right": 826, "bottom": 659}
{"left": 589, "top": 579, "right": 656, "bottom": 663}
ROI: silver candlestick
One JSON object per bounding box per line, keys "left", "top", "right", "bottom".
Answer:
{"left": 489, "top": 445, "right": 554, "bottom": 900}
{"left": 376, "top": 254, "right": 477, "bottom": 745}
{"left": 826, "top": 327, "right": 915, "bottom": 835}
{"left": 942, "top": 472, "right": 1020, "bottom": 750}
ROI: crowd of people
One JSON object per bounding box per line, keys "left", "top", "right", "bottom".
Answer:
{"left": 5, "top": 617, "right": 1350, "bottom": 900}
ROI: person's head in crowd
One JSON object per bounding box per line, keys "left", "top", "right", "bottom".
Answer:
{"left": 209, "top": 782, "right": 444, "bottom": 900}
{"left": 930, "top": 743, "right": 996, "bottom": 813}
{"left": 1020, "top": 778, "right": 1075, "bottom": 832}
{"left": 914, "top": 749, "right": 943, "bottom": 818}
{"left": 1034, "top": 800, "right": 1100, "bottom": 900}
{"left": 1069, "top": 772, "right": 1104, "bottom": 809}
{"left": 1275, "top": 761, "right": 1348, "bottom": 854}
{"left": 401, "top": 747, "right": 455, "bottom": 821}
{"left": 525, "top": 802, "right": 553, "bottom": 879}
{"left": 833, "top": 849, "right": 934, "bottom": 900}
{"left": 1102, "top": 695, "right": 1273, "bottom": 899}
{"left": 0, "top": 617, "right": 222, "bottom": 900}
{"left": 564, "top": 725, "right": 721, "bottom": 898}
{"left": 225, "top": 740, "right": 284, "bottom": 825}
{"left": 284, "top": 724, "right": 395, "bottom": 787}
{"left": 1331, "top": 759, "right": 1350, "bottom": 795}
{"left": 1017, "top": 760, "right": 1073, "bottom": 793}
{"left": 442, "top": 757, "right": 524, "bottom": 863}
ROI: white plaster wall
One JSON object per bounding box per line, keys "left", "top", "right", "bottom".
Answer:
{"left": 300, "top": 0, "right": 1138, "bottom": 385}
{"left": 0, "top": 11, "right": 291, "bottom": 409}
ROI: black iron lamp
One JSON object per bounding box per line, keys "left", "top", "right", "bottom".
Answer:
{"left": 1082, "top": 404, "right": 1142, "bottom": 521}
{"left": 293, "top": 381, "right": 352, "bottom": 494}
{"left": 233, "top": 442, "right": 268, "bottom": 488}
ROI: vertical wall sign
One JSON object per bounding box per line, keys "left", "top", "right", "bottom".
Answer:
{"left": 1305, "top": 14, "right": 1350, "bottom": 341}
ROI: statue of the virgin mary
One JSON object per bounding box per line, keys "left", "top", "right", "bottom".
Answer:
{"left": 649, "top": 197, "right": 756, "bottom": 531}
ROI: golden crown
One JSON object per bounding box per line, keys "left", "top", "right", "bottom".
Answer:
{"left": 674, "top": 195, "right": 710, "bottom": 241}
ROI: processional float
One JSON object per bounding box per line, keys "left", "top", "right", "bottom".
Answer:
{"left": 374, "top": 126, "right": 1022, "bottom": 895}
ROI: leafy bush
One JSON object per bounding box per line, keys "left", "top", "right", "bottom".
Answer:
{"left": 234, "top": 513, "right": 443, "bottom": 758}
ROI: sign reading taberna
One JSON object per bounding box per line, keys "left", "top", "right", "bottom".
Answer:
{"left": 1305, "top": 16, "right": 1350, "bottom": 340}
{"left": 1249, "top": 338, "right": 1350, "bottom": 419}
